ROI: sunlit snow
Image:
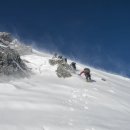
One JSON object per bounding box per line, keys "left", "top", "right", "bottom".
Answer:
{"left": 0, "top": 49, "right": 130, "bottom": 130}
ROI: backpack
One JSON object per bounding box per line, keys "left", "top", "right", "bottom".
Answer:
{"left": 84, "top": 68, "right": 90, "bottom": 73}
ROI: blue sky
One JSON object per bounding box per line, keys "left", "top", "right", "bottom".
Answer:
{"left": 0, "top": 0, "right": 130, "bottom": 77}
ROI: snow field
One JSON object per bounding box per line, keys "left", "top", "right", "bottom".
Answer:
{"left": 0, "top": 50, "right": 130, "bottom": 130}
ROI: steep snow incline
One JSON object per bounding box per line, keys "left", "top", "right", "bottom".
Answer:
{"left": 0, "top": 50, "right": 130, "bottom": 130}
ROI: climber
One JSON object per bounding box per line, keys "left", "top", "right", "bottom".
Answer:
{"left": 79, "top": 68, "right": 91, "bottom": 81}
{"left": 64, "top": 58, "right": 67, "bottom": 63}
{"left": 70, "top": 62, "right": 76, "bottom": 70}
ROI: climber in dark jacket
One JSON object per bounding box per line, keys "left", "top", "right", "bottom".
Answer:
{"left": 70, "top": 62, "right": 76, "bottom": 70}
{"left": 79, "top": 68, "right": 91, "bottom": 81}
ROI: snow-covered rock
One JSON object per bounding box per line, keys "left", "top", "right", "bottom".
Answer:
{"left": 0, "top": 32, "right": 12, "bottom": 45}
{"left": 0, "top": 32, "right": 30, "bottom": 76}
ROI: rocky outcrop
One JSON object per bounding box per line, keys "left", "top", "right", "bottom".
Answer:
{"left": 0, "top": 32, "right": 13, "bottom": 45}
{"left": 0, "top": 32, "right": 30, "bottom": 76}
{"left": 56, "top": 63, "right": 72, "bottom": 78}
{"left": 0, "top": 32, "right": 32, "bottom": 55}
{"left": 49, "top": 56, "right": 74, "bottom": 78}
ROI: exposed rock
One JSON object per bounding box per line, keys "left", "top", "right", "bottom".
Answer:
{"left": 0, "top": 32, "right": 13, "bottom": 45}
{"left": 56, "top": 63, "right": 72, "bottom": 78}
{"left": 0, "top": 32, "right": 30, "bottom": 76}
{"left": 0, "top": 32, "right": 32, "bottom": 55}
{"left": 0, "top": 47, "right": 28, "bottom": 76}
{"left": 49, "top": 56, "right": 75, "bottom": 78}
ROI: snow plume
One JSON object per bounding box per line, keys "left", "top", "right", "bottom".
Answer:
{"left": 105, "top": 54, "right": 129, "bottom": 77}
{"left": 22, "top": 35, "right": 61, "bottom": 56}
{"left": 67, "top": 42, "right": 129, "bottom": 78}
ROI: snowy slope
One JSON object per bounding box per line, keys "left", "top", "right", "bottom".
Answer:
{"left": 0, "top": 49, "right": 130, "bottom": 130}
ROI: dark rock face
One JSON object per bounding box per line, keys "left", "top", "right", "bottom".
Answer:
{"left": 0, "top": 32, "right": 30, "bottom": 76}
